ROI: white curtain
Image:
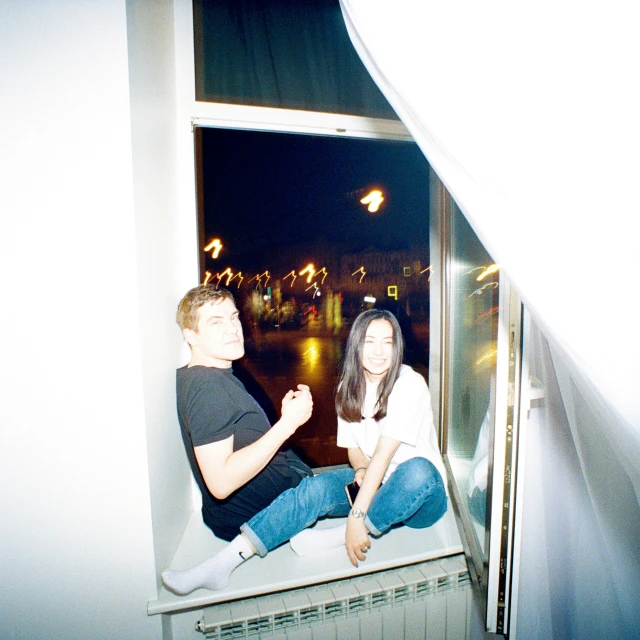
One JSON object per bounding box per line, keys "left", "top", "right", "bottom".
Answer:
{"left": 339, "top": 1, "right": 640, "bottom": 637}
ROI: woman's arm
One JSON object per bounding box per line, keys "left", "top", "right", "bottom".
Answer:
{"left": 345, "top": 435, "right": 401, "bottom": 566}
{"left": 348, "top": 447, "right": 369, "bottom": 484}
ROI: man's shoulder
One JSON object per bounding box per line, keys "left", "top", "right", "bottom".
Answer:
{"left": 177, "top": 365, "right": 243, "bottom": 399}
{"left": 177, "top": 364, "right": 232, "bottom": 382}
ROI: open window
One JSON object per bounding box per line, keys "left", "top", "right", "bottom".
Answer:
{"left": 194, "top": 124, "right": 433, "bottom": 468}
{"left": 433, "top": 186, "right": 524, "bottom": 635}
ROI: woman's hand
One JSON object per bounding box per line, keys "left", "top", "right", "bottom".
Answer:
{"left": 345, "top": 517, "right": 371, "bottom": 566}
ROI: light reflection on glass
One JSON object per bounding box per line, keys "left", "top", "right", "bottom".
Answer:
{"left": 446, "top": 203, "right": 500, "bottom": 557}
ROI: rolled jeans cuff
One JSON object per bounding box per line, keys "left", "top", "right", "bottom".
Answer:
{"left": 240, "top": 523, "right": 268, "bottom": 558}
{"left": 364, "top": 514, "right": 382, "bottom": 537}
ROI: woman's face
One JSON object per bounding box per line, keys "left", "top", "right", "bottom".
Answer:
{"left": 361, "top": 318, "right": 394, "bottom": 383}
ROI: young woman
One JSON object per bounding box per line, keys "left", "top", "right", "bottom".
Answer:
{"left": 163, "top": 308, "right": 447, "bottom": 595}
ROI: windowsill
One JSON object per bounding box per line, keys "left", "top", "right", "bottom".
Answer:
{"left": 147, "top": 505, "right": 463, "bottom": 616}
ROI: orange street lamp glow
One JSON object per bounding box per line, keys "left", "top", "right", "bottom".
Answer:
{"left": 283, "top": 270, "right": 297, "bottom": 286}
{"left": 248, "top": 270, "right": 271, "bottom": 287}
{"left": 204, "top": 238, "right": 223, "bottom": 259}
{"left": 351, "top": 266, "right": 366, "bottom": 283}
{"left": 216, "top": 267, "right": 234, "bottom": 286}
{"left": 315, "top": 267, "right": 328, "bottom": 284}
{"left": 360, "top": 189, "right": 384, "bottom": 213}
{"left": 299, "top": 263, "right": 316, "bottom": 284}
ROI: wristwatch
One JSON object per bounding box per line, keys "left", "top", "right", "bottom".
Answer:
{"left": 349, "top": 508, "right": 367, "bottom": 519}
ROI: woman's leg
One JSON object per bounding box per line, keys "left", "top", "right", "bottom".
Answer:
{"left": 365, "top": 457, "right": 447, "bottom": 536}
{"left": 241, "top": 467, "right": 353, "bottom": 556}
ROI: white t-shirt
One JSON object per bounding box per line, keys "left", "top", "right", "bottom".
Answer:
{"left": 337, "top": 365, "right": 447, "bottom": 484}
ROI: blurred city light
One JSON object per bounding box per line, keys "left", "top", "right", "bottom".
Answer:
{"left": 315, "top": 267, "right": 328, "bottom": 284}
{"left": 283, "top": 270, "right": 297, "bottom": 286}
{"left": 248, "top": 270, "right": 271, "bottom": 287}
{"left": 360, "top": 189, "right": 384, "bottom": 213}
{"left": 299, "top": 263, "right": 316, "bottom": 284}
{"left": 306, "top": 282, "right": 321, "bottom": 298}
{"left": 216, "top": 267, "right": 234, "bottom": 286}
{"left": 351, "top": 266, "right": 366, "bottom": 283}
{"left": 204, "top": 238, "right": 223, "bottom": 259}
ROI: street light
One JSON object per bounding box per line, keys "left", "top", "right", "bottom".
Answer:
{"left": 360, "top": 189, "right": 384, "bottom": 213}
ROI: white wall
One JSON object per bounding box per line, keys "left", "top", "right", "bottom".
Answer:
{"left": 0, "top": 1, "right": 191, "bottom": 637}
{"left": 125, "top": 0, "right": 197, "bottom": 587}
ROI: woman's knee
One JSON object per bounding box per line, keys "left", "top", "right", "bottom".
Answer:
{"left": 395, "top": 457, "right": 441, "bottom": 493}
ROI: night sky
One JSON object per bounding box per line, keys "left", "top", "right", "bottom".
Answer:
{"left": 201, "top": 127, "right": 431, "bottom": 274}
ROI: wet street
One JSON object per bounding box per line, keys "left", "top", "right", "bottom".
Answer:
{"left": 238, "top": 327, "right": 350, "bottom": 467}
{"left": 236, "top": 320, "right": 429, "bottom": 468}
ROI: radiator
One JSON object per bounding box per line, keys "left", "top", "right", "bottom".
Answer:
{"left": 196, "top": 554, "right": 471, "bottom": 639}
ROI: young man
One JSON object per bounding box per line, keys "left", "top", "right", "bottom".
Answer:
{"left": 163, "top": 294, "right": 446, "bottom": 596}
{"left": 168, "top": 285, "right": 313, "bottom": 572}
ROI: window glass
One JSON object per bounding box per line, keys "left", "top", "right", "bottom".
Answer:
{"left": 196, "top": 127, "right": 432, "bottom": 467}
{"left": 445, "top": 202, "right": 499, "bottom": 553}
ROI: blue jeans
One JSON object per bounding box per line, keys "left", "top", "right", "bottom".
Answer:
{"left": 241, "top": 457, "right": 447, "bottom": 557}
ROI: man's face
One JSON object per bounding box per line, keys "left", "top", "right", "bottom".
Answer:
{"left": 186, "top": 297, "right": 245, "bottom": 368}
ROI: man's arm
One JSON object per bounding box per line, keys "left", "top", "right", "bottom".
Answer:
{"left": 194, "top": 385, "right": 312, "bottom": 499}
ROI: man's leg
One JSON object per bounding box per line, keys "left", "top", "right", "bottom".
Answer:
{"left": 162, "top": 533, "right": 257, "bottom": 595}
{"left": 364, "top": 457, "right": 447, "bottom": 536}
{"left": 163, "top": 468, "right": 353, "bottom": 595}
{"left": 241, "top": 467, "right": 353, "bottom": 555}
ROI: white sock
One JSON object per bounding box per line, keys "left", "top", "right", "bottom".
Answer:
{"left": 162, "top": 534, "right": 255, "bottom": 595}
{"left": 289, "top": 524, "right": 347, "bottom": 556}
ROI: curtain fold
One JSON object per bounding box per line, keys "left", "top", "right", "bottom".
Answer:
{"left": 194, "top": 0, "right": 397, "bottom": 118}
{"left": 339, "top": 0, "right": 640, "bottom": 433}
{"left": 338, "top": 1, "right": 640, "bottom": 637}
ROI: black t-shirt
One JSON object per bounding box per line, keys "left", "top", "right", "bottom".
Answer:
{"left": 176, "top": 365, "right": 303, "bottom": 541}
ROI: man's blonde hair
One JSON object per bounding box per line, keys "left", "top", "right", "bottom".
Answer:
{"left": 176, "top": 285, "right": 235, "bottom": 333}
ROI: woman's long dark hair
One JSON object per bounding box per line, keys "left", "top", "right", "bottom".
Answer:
{"left": 335, "top": 309, "right": 404, "bottom": 423}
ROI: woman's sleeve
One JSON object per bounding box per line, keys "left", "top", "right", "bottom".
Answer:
{"left": 336, "top": 415, "right": 358, "bottom": 449}
{"left": 381, "top": 371, "right": 430, "bottom": 446}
